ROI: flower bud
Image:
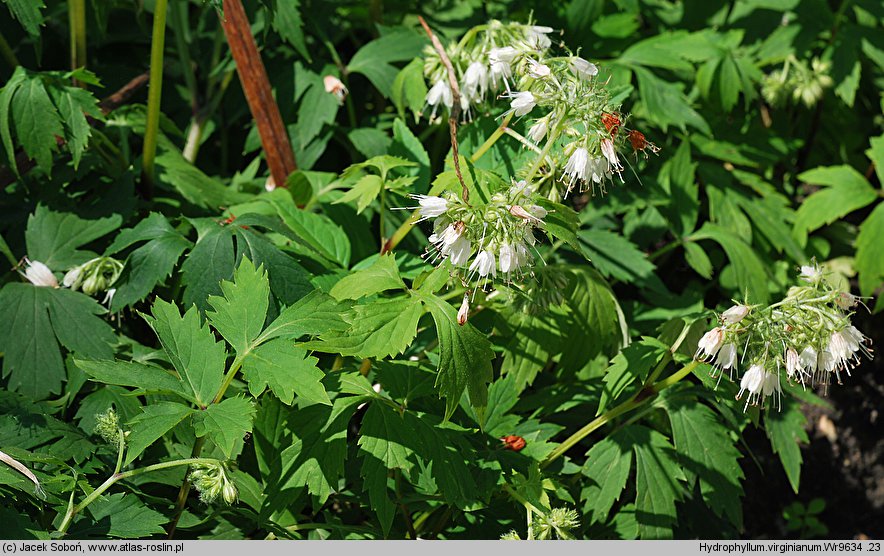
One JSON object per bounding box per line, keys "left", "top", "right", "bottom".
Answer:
{"left": 696, "top": 327, "right": 724, "bottom": 360}
{"left": 22, "top": 258, "right": 58, "bottom": 288}
{"left": 457, "top": 295, "right": 470, "bottom": 326}
{"left": 721, "top": 304, "right": 750, "bottom": 324}
{"left": 323, "top": 75, "right": 348, "bottom": 105}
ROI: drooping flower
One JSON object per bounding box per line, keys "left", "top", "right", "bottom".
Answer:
{"left": 489, "top": 46, "right": 518, "bottom": 89}
{"left": 527, "top": 116, "right": 549, "bottom": 143}
{"left": 21, "top": 258, "right": 58, "bottom": 288}
{"left": 525, "top": 26, "right": 554, "bottom": 50}
{"left": 562, "top": 147, "right": 589, "bottom": 192}
{"left": 425, "top": 79, "right": 453, "bottom": 120}
{"left": 738, "top": 364, "right": 766, "bottom": 408}
{"left": 714, "top": 343, "right": 738, "bottom": 376}
{"left": 600, "top": 138, "right": 624, "bottom": 179}
{"left": 447, "top": 235, "right": 472, "bottom": 266}
{"left": 835, "top": 292, "right": 858, "bottom": 311}
{"left": 323, "top": 75, "right": 348, "bottom": 105}
{"left": 721, "top": 304, "right": 750, "bottom": 324}
{"left": 696, "top": 327, "right": 725, "bottom": 360}
{"left": 462, "top": 61, "right": 489, "bottom": 102}
{"left": 507, "top": 91, "right": 536, "bottom": 116}
{"left": 469, "top": 249, "right": 497, "bottom": 278}
{"left": 499, "top": 242, "right": 516, "bottom": 274}
{"left": 570, "top": 57, "right": 598, "bottom": 80}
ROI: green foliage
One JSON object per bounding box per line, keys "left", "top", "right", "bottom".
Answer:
{"left": 1, "top": 0, "right": 880, "bottom": 542}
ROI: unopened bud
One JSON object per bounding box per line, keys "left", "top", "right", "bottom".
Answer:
{"left": 457, "top": 295, "right": 470, "bottom": 326}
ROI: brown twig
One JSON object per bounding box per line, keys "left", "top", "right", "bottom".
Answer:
{"left": 417, "top": 15, "right": 469, "bottom": 203}
{"left": 219, "top": 0, "right": 296, "bottom": 189}
{"left": 0, "top": 71, "right": 151, "bottom": 187}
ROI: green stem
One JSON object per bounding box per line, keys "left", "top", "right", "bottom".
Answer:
{"left": 68, "top": 0, "right": 87, "bottom": 74}
{"left": 380, "top": 113, "right": 515, "bottom": 254}
{"left": 0, "top": 29, "right": 19, "bottom": 68}
{"left": 525, "top": 112, "right": 567, "bottom": 182}
{"left": 541, "top": 360, "right": 700, "bottom": 468}
{"left": 169, "top": 2, "right": 198, "bottom": 112}
{"left": 113, "top": 432, "right": 125, "bottom": 475}
{"left": 470, "top": 113, "right": 513, "bottom": 163}
{"left": 57, "top": 457, "right": 218, "bottom": 535}
{"left": 142, "top": 0, "right": 169, "bottom": 188}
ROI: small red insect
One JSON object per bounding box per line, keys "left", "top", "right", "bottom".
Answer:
{"left": 601, "top": 112, "right": 621, "bottom": 136}
{"left": 501, "top": 435, "right": 527, "bottom": 451}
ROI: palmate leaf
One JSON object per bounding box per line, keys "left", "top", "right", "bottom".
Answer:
{"left": 597, "top": 339, "right": 667, "bottom": 414}
{"left": 25, "top": 205, "right": 121, "bottom": 270}
{"left": 105, "top": 213, "right": 191, "bottom": 311}
{"left": 301, "top": 296, "right": 423, "bottom": 359}
{"left": 581, "top": 436, "right": 633, "bottom": 524}
{"left": 193, "top": 396, "right": 255, "bottom": 459}
{"left": 12, "top": 72, "right": 63, "bottom": 174}
{"left": 1, "top": 0, "right": 45, "bottom": 37}
{"left": 258, "top": 396, "right": 365, "bottom": 515}
{"left": 80, "top": 493, "right": 167, "bottom": 538}
{"left": 0, "top": 284, "right": 115, "bottom": 399}
{"left": 329, "top": 254, "right": 405, "bottom": 300}
{"left": 241, "top": 338, "right": 330, "bottom": 406}
{"left": 855, "top": 202, "right": 884, "bottom": 302}
{"left": 207, "top": 258, "right": 270, "bottom": 355}
{"left": 418, "top": 292, "right": 494, "bottom": 420}
{"left": 559, "top": 266, "right": 625, "bottom": 372}
{"left": 765, "top": 397, "right": 809, "bottom": 493}
{"left": 124, "top": 402, "right": 194, "bottom": 466}
{"left": 143, "top": 299, "right": 227, "bottom": 407}
{"left": 689, "top": 223, "right": 770, "bottom": 304}
{"left": 258, "top": 290, "right": 351, "bottom": 343}
{"left": 0, "top": 390, "right": 94, "bottom": 464}
{"left": 663, "top": 392, "right": 744, "bottom": 529}
{"left": 792, "top": 165, "right": 877, "bottom": 245}
{"left": 617, "top": 425, "right": 686, "bottom": 539}
{"left": 266, "top": 188, "right": 351, "bottom": 268}
{"left": 74, "top": 359, "right": 192, "bottom": 401}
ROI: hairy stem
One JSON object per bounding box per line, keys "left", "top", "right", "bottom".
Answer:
{"left": 57, "top": 457, "right": 218, "bottom": 535}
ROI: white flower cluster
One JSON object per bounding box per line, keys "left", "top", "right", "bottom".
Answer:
{"left": 406, "top": 180, "right": 548, "bottom": 318}
{"left": 422, "top": 19, "right": 659, "bottom": 201}
{"left": 695, "top": 262, "right": 873, "bottom": 411}
{"left": 18, "top": 255, "right": 122, "bottom": 304}
{"left": 422, "top": 20, "right": 555, "bottom": 121}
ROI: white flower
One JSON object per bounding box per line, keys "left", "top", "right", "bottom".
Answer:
{"left": 721, "top": 304, "right": 750, "bottom": 324}
{"left": 739, "top": 364, "right": 765, "bottom": 398}
{"left": 457, "top": 294, "right": 470, "bottom": 326}
{"left": 102, "top": 288, "right": 116, "bottom": 307}
{"left": 761, "top": 370, "right": 781, "bottom": 400}
{"left": 22, "top": 258, "right": 58, "bottom": 288}
{"left": 586, "top": 157, "right": 608, "bottom": 184}
{"left": 525, "top": 26, "right": 553, "bottom": 50}
{"left": 562, "top": 147, "right": 589, "bottom": 190}
{"left": 469, "top": 249, "right": 496, "bottom": 278}
{"left": 433, "top": 222, "right": 463, "bottom": 249}
{"left": 527, "top": 117, "right": 549, "bottom": 143}
{"left": 570, "top": 57, "right": 598, "bottom": 80}
{"left": 600, "top": 138, "right": 624, "bottom": 178}
{"left": 527, "top": 58, "right": 551, "bottom": 79}
{"left": 817, "top": 349, "right": 835, "bottom": 374}
{"left": 715, "top": 343, "right": 738, "bottom": 374}
{"left": 509, "top": 180, "right": 535, "bottom": 197}
{"left": 696, "top": 327, "right": 724, "bottom": 360}
{"left": 462, "top": 62, "right": 488, "bottom": 101}
{"left": 323, "top": 75, "right": 348, "bottom": 105}
{"left": 411, "top": 194, "right": 448, "bottom": 219}
{"left": 835, "top": 292, "right": 857, "bottom": 310}
{"left": 785, "top": 348, "right": 802, "bottom": 379}
{"left": 425, "top": 79, "right": 453, "bottom": 119}
{"left": 447, "top": 235, "right": 472, "bottom": 266}
{"left": 508, "top": 204, "right": 543, "bottom": 223}
{"left": 498, "top": 243, "right": 516, "bottom": 274}
{"left": 63, "top": 265, "right": 83, "bottom": 289}
{"left": 508, "top": 91, "right": 536, "bottom": 116}
{"left": 799, "top": 346, "right": 818, "bottom": 374}
{"left": 527, "top": 204, "right": 547, "bottom": 219}
{"left": 799, "top": 264, "right": 821, "bottom": 283}
{"left": 489, "top": 47, "right": 518, "bottom": 88}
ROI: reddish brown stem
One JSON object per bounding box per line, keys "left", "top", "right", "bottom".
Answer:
{"left": 219, "top": 0, "right": 296, "bottom": 189}
{"left": 417, "top": 15, "right": 468, "bottom": 203}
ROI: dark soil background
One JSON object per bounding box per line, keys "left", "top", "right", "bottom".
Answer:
{"left": 743, "top": 310, "right": 883, "bottom": 539}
